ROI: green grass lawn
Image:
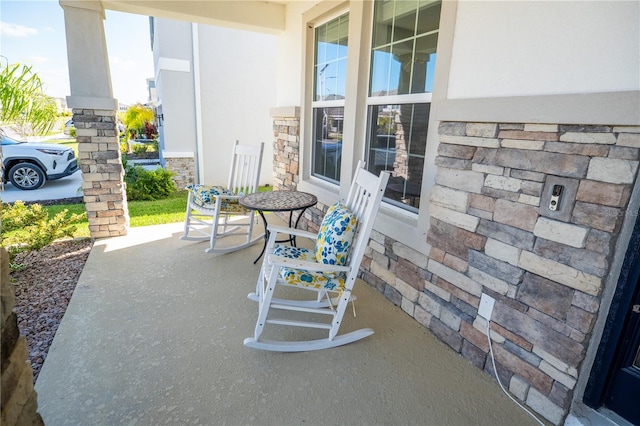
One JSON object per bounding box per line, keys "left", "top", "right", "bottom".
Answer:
{"left": 128, "top": 190, "right": 189, "bottom": 227}
{"left": 13, "top": 185, "right": 273, "bottom": 239}
{"left": 41, "top": 190, "right": 189, "bottom": 238}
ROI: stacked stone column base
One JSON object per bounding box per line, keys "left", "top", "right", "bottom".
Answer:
{"left": 75, "top": 108, "right": 130, "bottom": 238}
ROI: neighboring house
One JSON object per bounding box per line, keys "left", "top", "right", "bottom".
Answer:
{"left": 60, "top": 1, "right": 639, "bottom": 425}
{"left": 149, "top": 17, "right": 277, "bottom": 188}
{"left": 146, "top": 78, "right": 156, "bottom": 105}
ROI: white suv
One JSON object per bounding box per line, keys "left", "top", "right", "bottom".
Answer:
{"left": 1, "top": 134, "right": 79, "bottom": 190}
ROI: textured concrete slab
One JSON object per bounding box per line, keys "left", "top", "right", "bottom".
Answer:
{"left": 36, "top": 222, "right": 538, "bottom": 425}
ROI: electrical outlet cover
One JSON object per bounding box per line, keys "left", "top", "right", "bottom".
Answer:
{"left": 479, "top": 294, "right": 495, "bottom": 321}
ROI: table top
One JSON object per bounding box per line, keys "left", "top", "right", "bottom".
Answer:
{"left": 239, "top": 191, "right": 317, "bottom": 212}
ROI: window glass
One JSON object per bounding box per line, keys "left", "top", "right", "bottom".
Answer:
{"left": 417, "top": 0, "right": 441, "bottom": 34}
{"left": 392, "top": 2, "right": 417, "bottom": 43}
{"left": 369, "top": 0, "right": 441, "bottom": 97}
{"left": 314, "top": 15, "right": 349, "bottom": 101}
{"left": 366, "top": 0, "right": 440, "bottom": 213}
{"left": 371, "top": 46, "right": 394, "bottom": 96}
{"left": 313, "top": 107, "right": 344, "bottom": 183}
{"left": 393, "top": 39, "right": 415, "bottom": 95}
{"left": 413, "top": 34, "right": 438, "bottom": 93}
{"left": 367, "top": 104, "right": 429, "bottom": 213}
{"left": 312, "top": 13, "right": 348, "bottom": 182}
{"left": 372, "top": 1, "right": 394, "bottom": 47}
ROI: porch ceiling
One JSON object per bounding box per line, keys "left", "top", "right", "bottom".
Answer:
{"left": 100, "top": 0, "right": 288, "bottom": 34}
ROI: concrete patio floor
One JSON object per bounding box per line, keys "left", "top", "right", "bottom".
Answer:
{"left": 35, "top": 221, "right": 539, "bottom": 425}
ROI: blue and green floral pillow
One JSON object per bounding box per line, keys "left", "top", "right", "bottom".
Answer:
{"left": 186, "top": 184, "right": 238, "bottom": 210}
{"left": 315, "top": 202, "right": 357, "bottom": 267}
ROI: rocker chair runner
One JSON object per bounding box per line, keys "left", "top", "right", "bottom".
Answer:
{"left": 181, "top": 141, "right": 264, "bottom": 253}
{"left": 244, "top": 161, "right": 390, "bottom": 351}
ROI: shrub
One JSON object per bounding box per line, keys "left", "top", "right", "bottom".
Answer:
{"left": 122, "top": 104, "right": 154, "bottom": 139}
{"left": 124, "top": 164, "right": 176, "bottom": 201}
{"left": 1, "top": 201, "right": 86, "bottom": 268}
{"left": 132, "top": 143, "right": 149, "bottom": 157}
{"left": 143, "top": 122, "right": 157, "bottom": 139}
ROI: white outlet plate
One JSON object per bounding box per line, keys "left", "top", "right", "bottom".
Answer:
{"left": 479, "top": 294, "right": 495, "bottom": 321}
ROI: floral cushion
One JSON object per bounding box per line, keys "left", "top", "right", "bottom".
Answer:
{"left": 186, "top": 184, "right": 248, "bottom": 213}
{"left": 315, "top": 202, "right": 357, "bottom": 267}
{"left": 271, "top": 203, "right": 356, "bottom": 292}
{"left": 274, "top": 245, "right": 346, "bottom": 290}
{"left": 280, "top": 268, "right": 346, "bottom": 291}
{"left": 273, "top": 244, "right": 315, "bottom": 261}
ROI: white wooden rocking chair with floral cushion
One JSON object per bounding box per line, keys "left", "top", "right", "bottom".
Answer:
{"left": 244, "top": 161, "right": 390, "bottom": 351}
{"left": 181, "top": 141, "right": 264, "bottom": 253}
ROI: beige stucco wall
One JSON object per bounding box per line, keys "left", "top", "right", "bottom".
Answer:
{"left": 447, "top": 1, "right": 640, "bottom": 98}
{"left": 197, "top": 24, "right": 277, "bottom": 186}
{"left": 152, "top": 18, "right": 277, "bottom": 186}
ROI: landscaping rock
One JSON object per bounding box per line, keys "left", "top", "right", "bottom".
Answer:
{"left": 10, "top": 239, "right": 92, "bottom": 382}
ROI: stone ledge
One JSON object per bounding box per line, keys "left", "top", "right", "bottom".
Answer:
{"left": 270, "top": 106, "right": 300, "bottom": 118}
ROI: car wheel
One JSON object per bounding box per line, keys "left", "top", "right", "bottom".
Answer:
{"left": 8, "top": 162, "right": 45, "bottom": 190}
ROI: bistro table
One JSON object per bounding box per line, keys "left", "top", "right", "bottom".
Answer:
{"left": 239, "top": 190, "right": 318, "bottom": 264}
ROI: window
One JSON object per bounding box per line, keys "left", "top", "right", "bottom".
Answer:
{"left": 366, "top": 0, "right": 441, "bottom": 212}
{"left": 368, "top": 103, "right": 430, "bottom": 213}
{"left": 312, "top": 13, "right": 349, "bottom": 183}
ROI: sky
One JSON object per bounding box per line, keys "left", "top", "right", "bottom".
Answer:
{"left": 0, "top": 0, "right": 155, "bottom": 105}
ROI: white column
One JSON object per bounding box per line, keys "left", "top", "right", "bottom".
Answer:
{"left": 60, "top": 0, "right": 117, "bottom": 110}
{"left": 60, "top": 0, "right": 129, "bottom": 237}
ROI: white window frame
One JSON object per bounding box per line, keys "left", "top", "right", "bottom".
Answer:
{"left": 300, "top": 3, "right": 353, "bottom": 200}
{"left": 298, "top": 1, "right": 454, "bottom": 253}
{"left": 310, "top": 11, "right": 350, "bottom": 183}
{"left": 365, "top": 95, "right": 433, "bottom": 217}
{"left": 365, "top": 0, "right": 442, "bottom": 214}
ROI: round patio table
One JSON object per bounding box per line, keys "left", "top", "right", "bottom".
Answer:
{"left": 239, "top": 190, "right": 318, "bottom": 264}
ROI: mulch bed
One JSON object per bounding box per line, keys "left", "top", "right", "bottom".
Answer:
{"left": 10, "top": 239, "right": 93, "bottom": 382}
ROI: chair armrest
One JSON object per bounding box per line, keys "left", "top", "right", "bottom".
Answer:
{"left": 267, "top": 254, "right": 350, "bottom": 273}
{"left": 266, "top": 224, "right": 317, "bottom": 240}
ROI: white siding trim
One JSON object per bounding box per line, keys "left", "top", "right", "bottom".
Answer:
{"left": 157, "top": 57, "right": 191, "bottom": 73}
{"left": 192, "top": 23, "right": 205, "bottom": 183}
{"left": 436, "top": 91, "right": 640, "bottom": 126}
{"left": 162, "top": 151, "right": 194, "bottom": 158}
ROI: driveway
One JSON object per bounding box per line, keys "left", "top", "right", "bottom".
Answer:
{"left": 1, "top": 170, "right": 83, "bottom": 204}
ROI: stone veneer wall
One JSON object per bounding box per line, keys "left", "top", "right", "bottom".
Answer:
{"left": 269, "top": 112, "right": 640, "bottom": 424}
{"left": 1, "top": 248, "right": 43, "bottom": 425}
{"left": 360, "top": 122, "right": 639, "bottom": 425}
{"left": 164, "top": 156, "right": 196, "bottom": 189}
{"left": 272, "top": 113, "right": 317, "bottom": 228}
{"left": 272, "top": 115, "right": 300, "bottom": 192}
{"left": 75, "top": 108, "right": 129, "bottom": 238}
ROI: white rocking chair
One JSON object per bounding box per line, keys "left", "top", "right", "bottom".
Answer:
{"left": 244, "top": 161, "right": 390, "bottom": 351}
{"left": 181, "top": 141, "right": 264, "bottom": 253}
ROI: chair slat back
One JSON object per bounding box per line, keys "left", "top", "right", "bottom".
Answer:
{"left": 227, "top": 141, "right": 264, "bottom": 196}
{"left": 343, "top": 161, "right": 390, "bottom": 290}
